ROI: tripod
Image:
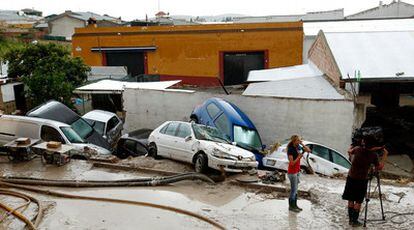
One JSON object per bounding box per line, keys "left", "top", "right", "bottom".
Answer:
{"left": 363, "top": 170, "right": 385, "bottom": 227}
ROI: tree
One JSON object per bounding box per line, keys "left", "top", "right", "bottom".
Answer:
{"left": 4, "top": 43, "right": 90, "bottom": 106}
{"left": 0, "top": 35, "right": 25, "bottom": 60}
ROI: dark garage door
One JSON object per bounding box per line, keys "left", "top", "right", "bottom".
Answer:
{"left": 105, "top": 52, "right": 145, "bottom": 77}
{"left": 223, "top": 52, "right": 265, "bottom": 86}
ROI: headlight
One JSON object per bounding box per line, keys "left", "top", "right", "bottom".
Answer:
{"left": 212, "top": 148, "right": 237, "bottom": 160}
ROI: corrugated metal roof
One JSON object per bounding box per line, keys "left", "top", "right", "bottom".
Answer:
{"left": 304, "top": 18, "right": 414, "bottom": 36}
{"left": 324, "top": 31, "right": 414, "bottom": 80}
{"left": 244, "top": 62, "right": 344, "bottom": 99}
{"left": 70, "top": 12, "right": 119, "bottom": 22}
{"left": 243, "top": 77, "right": 344, "bottom": 99}
{"left": 247, "top": 61, "right": 322, "bottom": 82}
{"left": 74, "top": 80, "right": 181, "bottom": 94}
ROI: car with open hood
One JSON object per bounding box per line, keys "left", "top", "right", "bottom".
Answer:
{"left": 263, "top": 140, "right": 351, "bottom": 176}
{"left": 148, "top": 121, "right": 258, "bottom": 173}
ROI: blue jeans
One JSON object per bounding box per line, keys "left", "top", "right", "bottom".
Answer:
{"left": 288, "top": 173, "right": 300, "bottom": 202}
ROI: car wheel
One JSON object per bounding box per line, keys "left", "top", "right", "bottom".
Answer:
{"left": 190, "top": 115, "right": 198, "bottom": 123}
{"left": 194, "top": 153, "right": 208, "bottom": 173}
{"left": 148, "top": 143, "right": 160, "bottom": 159}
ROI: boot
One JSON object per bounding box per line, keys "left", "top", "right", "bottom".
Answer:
{"left": 289, "top": 199, "right": 300, "bottom": 212}
{"left": 294, "top": 198, "right": 303, "bottom": 211}
{"left": 352, "top": 209, "right": 363, "bottom": 227}
{"left": 348, "top": 207, "right": 354, "bottom": 225}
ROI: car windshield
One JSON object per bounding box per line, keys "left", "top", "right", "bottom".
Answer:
{"left": 192, "top": 124, "right": 231, "bottom": 144}
{"left": 85, "top": 118, "right": 105, "bottom": 136}
{"left": 233, "top": 125, "right": 262, "bottom": 150}
{"left": 71, "top": 118, "right": 94, "bottom": 139}
{"left": 60, "top": 127, "right": 85, "bottom": 143}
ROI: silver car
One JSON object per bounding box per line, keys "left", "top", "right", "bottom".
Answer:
{"left": 83, "top": 110, "right": 123, "bottom": 146}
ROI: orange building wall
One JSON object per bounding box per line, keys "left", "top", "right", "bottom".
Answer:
{"left": 72, "top": 22, "right": 303, "bottom": 86}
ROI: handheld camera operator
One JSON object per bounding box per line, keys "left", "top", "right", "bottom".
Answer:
{"left": 342, "top": 135, "right": 388, "bottom": 227}
{"left": 287, "top": 135, "right": 311, "bottom": 212}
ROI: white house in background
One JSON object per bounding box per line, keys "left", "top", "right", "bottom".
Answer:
{"left": 47, "top": 11, "right": 122, "bottom": 40}
{"left": 346, "top": 0, "right": 414, "bottom": 20}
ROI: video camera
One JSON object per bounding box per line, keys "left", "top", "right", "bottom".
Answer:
{"left": 352, "top": 126, "right": 384, "bottom": 147}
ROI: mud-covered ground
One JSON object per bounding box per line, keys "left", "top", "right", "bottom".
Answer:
{"left": 0, "top": 156, "right": 413, "bottom": 230}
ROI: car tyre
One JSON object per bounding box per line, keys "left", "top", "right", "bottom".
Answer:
{"left": 190, "top": 115, "right": 198, "bottom": 123}
{"left": 194, "top": 153, "right": 208, "bottom": 174}
{"left": 148, "top": 143, "right": 160, "bottom": 159}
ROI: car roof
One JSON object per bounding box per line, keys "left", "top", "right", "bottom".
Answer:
{"left": 207, "top": 98, "right": 256, "bottom": 129}
{"left": 83, "top": 110, "right": 116, "bottom": 123}
{"left": 280, "top": 140, "right": 344, "bottom": 155}
{"left": 26, "top": 100, "right": 79, "bottom": 124}
{"left": 0, "top": 115, "right": 71, "bottom": 128}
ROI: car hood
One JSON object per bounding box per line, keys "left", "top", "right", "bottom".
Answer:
{"left": 201, "top": 141, "right": 255, "bottom": 158}
{"left": 71, "top": 143, "right": 112, "bottom": 156}
{"left": 85, "top": 131, "right": 112, "bottom": 150}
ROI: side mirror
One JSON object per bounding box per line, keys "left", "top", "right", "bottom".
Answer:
{"left": 184, "top": 136, "right": 192, "bottom": 142}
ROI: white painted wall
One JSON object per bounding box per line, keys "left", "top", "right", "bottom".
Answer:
{"left": 303, "top": 35, "right": 316, "bottom": 63}
{"left": 1, "top": 83, "right": 22, "bottom": 103}
{"left": 49, "top": 16, "right": 85, "bottom": 40}
{"left": 123, "top": 88, "right": 355, "bottom": 153}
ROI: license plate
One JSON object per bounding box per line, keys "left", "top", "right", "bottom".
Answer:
{"left": 266, "top": 159, "right": 276, "bottom": 166}
{"left": 234, "top": 162, "right": 249, "bottom": 167}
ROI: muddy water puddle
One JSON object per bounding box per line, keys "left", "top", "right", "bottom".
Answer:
{"left": 0, "top": 157, "right": 351, "bottom": 229}
{"left": 36, "top": 186, "right": 317, "bottom": 230}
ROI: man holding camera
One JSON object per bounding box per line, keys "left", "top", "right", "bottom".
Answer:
{"left": 342, "top": 135, "right": 388, "bottom": 227}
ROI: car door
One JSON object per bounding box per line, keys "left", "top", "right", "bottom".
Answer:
{"left": 330, "top": 150, "right": 351, "bottom": 174}
{"left": 206, "top": 102, "right": 222, "bottom": 127}
{"left": 40, "top": 125, "right": 66, "bottom": 143}
{"left": 174, "top": 123, "right": 195, "bottom": 162}
{"left": 157, "top": 122, "right": 180, "bottom": 158}
{"left": 117, "top": 139, "right": 135, "bottom": 158}
{"left": 106, "top": 116, "right": 122, "bottom": 144}
{"left": 307, "top": 144, "right": 335, "bottom": 175}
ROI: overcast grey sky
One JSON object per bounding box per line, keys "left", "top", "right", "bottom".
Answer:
{"left": 5, "top": 0, "right": 414, "bottom": 20}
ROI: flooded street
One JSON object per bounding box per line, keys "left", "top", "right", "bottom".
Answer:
{"left": 1, "top": 156, "right": 413, "bottom": 229}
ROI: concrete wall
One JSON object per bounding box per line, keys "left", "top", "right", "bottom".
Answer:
{"left": 123, "top": 88, "right": 355, "bottom": 153}
{"left": 49, "top": 16, "right": 85, "bottom": 40}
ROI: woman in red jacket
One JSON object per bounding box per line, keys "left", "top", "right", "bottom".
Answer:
{"left": 287, "top": 135, "right": 311, "bottom": 212}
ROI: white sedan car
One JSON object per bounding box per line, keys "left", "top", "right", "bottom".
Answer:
{"left": 263, "top": 141, "right": 351, "bottom": 176}
{"left": 148, "top": 121, "right": 258, "bottom": 173}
